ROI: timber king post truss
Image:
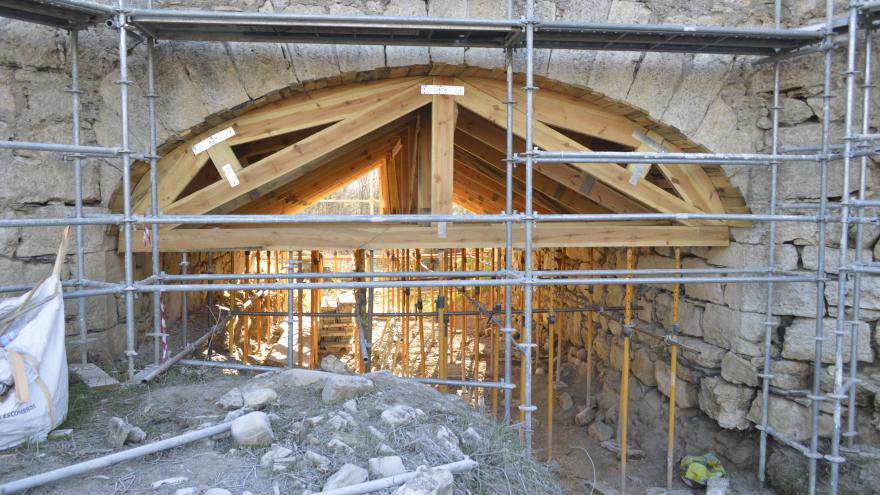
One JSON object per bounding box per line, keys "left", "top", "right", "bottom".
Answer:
{"left": 0, "top": 0, "right": 878, "bottom": 493}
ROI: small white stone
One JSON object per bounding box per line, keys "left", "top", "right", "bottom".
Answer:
{"left": 204, "top": 489, "right": 232, "bottom": 495}
{"left": 216, "top": 388, "right": 244, "bottom": 411}
{"left": 322, "top": 375, "right": 375, "bottom": 404}
{"left": 377, "top": 443, "right": 396, "bottom": 455}
{"left": 174, "top": 488, "right": 197, "bottom": 495}
{"left": 260, "top": 444, "right": 293, "bottom": 468}
{"left": 395, "top": 466, "right": 453, "bottom": 495}
{"left": 323, "top": 463, "right": 368, "bottom": 491}
{"left": 306, "top": 415, "right": 324, "bottom": 426}
{"left": 231, "top": 412, "right": 274, "bottom": 447}
{"left": 243, "top": 387, "right": 277, "bottom": 410}
{"left": 343, "top": 399, "right": 358, "bottom": 414}
{"left": 305, "top": 450, "right": 332, "bottom": 471}
{"left": 151, "top": 477, "right": 189, "bottom": 488}
{"left": 327, "top": 438, "right": 354, "bottom": 454}
{"left": 368, "top": 456, "right": 407, "bottom": 478}
{"left": 380, "top": 405, "right": 425, "bottom": 426}
{"left": 368, "top": 425, "right": 386, "bottom": 441}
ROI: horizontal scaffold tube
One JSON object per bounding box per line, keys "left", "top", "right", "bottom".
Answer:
{"left": 518, "top": 150, "right": 830, "bottom": 165}
{"left": 132, "top": 212, "right": 830, "bottom": 225}
{"left": 135, "top": 274, "right": 817, "bottom": 293}
{"left": 0, "top": 140, "right": 139, "bottom": 158}
{"left": 231, "top": 305, "right": 626, "bottom": 318}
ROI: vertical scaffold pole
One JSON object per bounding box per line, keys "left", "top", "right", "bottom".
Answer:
{"left": 808, "top": 1, "right": 835, "bottom": 491}
{"left": 502, "top": 0, "right": 515, "bottom": 425}
{"left": 521, "top": 0, "right": 537, "bottom": 454}
{"left": 546, "top": 289, "right": 556, "bottom": 460}
{"left": 117, "top": 0, "right": 136, "bottom": 380}
{"left": 585, "top": 248, "right": 595, "bottom": 411}
{"left": 69, "top": 29, "right": 88, "bottom": 365}
{"left": 758, "top": 0, "right": 782, "bottom": 481}
{"left": 846, "top": 19, "right": 874, "bottom": 448}
{"left": 829, "top": 3, "right": 861, "bottom": 493}
{"left": 438, "top": 295, "right": 448, "bottom": 394}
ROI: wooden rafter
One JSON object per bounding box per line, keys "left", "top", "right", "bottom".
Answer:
{"left": 163, "top": 81, "right": 432, "bottom": 218}
{"left": 129, "top": 223, "right": 729, "bottom": 252}
{"left": 455, "top": 78, "right": 717, "bottom": 225}
{"left": 455, "top": 109, "right": 648, "bottom": 214}
{"left": 130, "top": 77, "right": 425, "bottom": 215}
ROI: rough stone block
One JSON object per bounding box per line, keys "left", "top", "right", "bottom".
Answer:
{"left": 707, "top": 242, "right": 798, "bottom": 272}
{"left": 782, "top": 317, "right": 874, "bottom": 364}
{"left": 632, "top": 346, "right": 658, "bottom": 386}
{"left": 723, "top": 282, "right": 820, "bottom": 318}
{"left": 321, "top": 375, "right": 375, "bottom": 404}
{"left": 231, "top": 412, "right": 274, "bottom": 447}
{"left": 655, "top": 359, "right": 699, "bottom": 409}
{"left": 747, "top": 395, "right": 832, "bottom": 441}
{"left": 698, "top": 377, "right": 755, "bottom": 430}
{"left": 720, "top": 352, "right": 759, "bottom": 387}
{"left": 703, "top": 303, "right": 778, "bottom": 357}
{"left": 677, "top": 336, "right": 727, "bottom": 368}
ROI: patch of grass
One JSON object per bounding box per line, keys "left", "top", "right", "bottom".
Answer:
{"left": 59, "top": 374, "right": 99, "bottom": 430}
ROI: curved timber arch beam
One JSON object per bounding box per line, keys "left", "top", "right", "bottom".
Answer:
{"left": 113, "top": 65, "right": 745, "bottom": 253}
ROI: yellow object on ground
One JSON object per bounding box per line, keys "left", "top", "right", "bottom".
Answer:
{"left": 679, "top": 454, "right": 728, "bottom": 487}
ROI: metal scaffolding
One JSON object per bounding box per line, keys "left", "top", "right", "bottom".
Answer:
{"left": 0, "top": 0, "right": 877, "bottom": 493}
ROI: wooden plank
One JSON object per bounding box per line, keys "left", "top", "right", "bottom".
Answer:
{"left": 206, "top": 141, "right": 242, "bottom": 175}
{"left": 129, "top": 223, "right": 729, "bottom": 252}
{"left": 430, "top": 76, "right": 457, "bottom": 215}
{"left": 164, "top": 82, "right": 432, "bottom": 217}
{"left": 454, "top": 78, "right": 715, "bottom": 226}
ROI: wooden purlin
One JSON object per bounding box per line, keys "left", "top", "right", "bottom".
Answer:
{"left": 453, "top": 154, "right": 557, "bottom": 214}
{"left": 132, "top": 223, "right": 730, "bottom": 252}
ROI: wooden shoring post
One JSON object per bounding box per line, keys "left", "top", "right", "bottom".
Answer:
{"left": 310, "top": 250, "right": 322, "bottom": 369}
{"left": 619, "top": 247, "right": 636, "bottom": 494}
{"left": 447, "top": 250, "right": 455, "bottom": 367}
{"left": 297, "top": 250, "right": 304, "bottom": 368}
{"left": 242, "top": 251, "right": 251, "bottom": 364}
{"left": 472, "top": 248, "right": 481, "bottom": 380}
{"left": 255, "top": 251, "right": 262, "bottom": 355}
{"left": 430, "top": 76, "right": 456, "bottom": 215}
{"left": 667, "top": 247, "right": 682, "bottom": 490}
{"left": 547, "top": 286, "right": 557, "bottom": 460}
{"left": 226, "top": 252, "right": 238, "bottom": 356}
{"left": 403, "top": 248, "right": 411, "bottom": 377}
{"left": 416, "top": 249, "right": 426, "bottom": 376}
{"left": 438, "top": 248, "right": 448, "bottom": 393}
{"left": 491, "top": 247, "right": 499, "bottom": 419}
{"left": 459, "top": 247, "right": 467, "bottom": 380}
{"left": 586, "top": 248, "right": 596, "bottom": 411}
{"left": 555, "top": 250, "right": 563, "bottom": 385}
{"left": 354, "top": 249, "right": 365, "bottom": 374}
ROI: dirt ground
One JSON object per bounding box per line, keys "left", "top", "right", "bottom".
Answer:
{"left": 1, "top": 310, "right": 775, "bottom": 494}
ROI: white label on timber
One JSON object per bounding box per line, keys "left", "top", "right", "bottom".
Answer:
{"left": 437, "top": 222, "right": 448, "bottom": 239}
{"left": 192, "top": 127, "right": 236, "bottom": 155}
{"left": 221, "top": 164, "right": 240, "bottom": 188}
{"left": 420, "top": 85, "right": 465, "bottom": 96}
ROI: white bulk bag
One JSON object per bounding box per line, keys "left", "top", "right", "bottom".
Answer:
{"left": 0, "top": 229, "right": 69, "bottom": 451}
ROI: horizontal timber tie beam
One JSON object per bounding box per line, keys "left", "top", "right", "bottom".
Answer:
{"left": 124, "top": 223, "right": 729, "bottom": 252}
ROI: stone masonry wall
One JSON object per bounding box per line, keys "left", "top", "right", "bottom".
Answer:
{"left": 2, "top": 0, "right": 880, "bottom": 480}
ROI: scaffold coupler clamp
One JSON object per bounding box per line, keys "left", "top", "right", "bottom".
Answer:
{"left": 664, "top": 323, "right": 680, "bottom": 346}
{"left": 623, "top": 322, "right": 635, "bottom": 338}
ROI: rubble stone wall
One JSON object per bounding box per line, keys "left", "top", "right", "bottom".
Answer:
{"left": 1, "top": 0, "right": 879, "bottom": 485}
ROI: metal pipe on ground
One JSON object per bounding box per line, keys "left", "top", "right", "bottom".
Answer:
{"left": 314, "top": 458, "right": 478, "bottom": 495}
{"left": 0, "top": 420, "right": 236, "bottom": 494}
{"left": 136, "top": 314, "right": 230, "bottom": 382}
